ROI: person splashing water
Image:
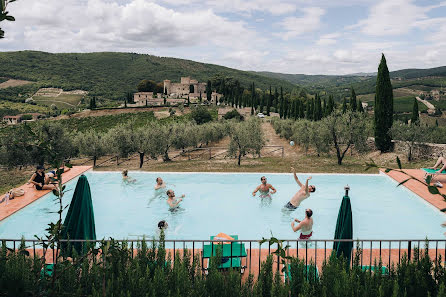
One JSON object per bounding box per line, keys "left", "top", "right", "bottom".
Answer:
{"left": 166, "top": 189, "right": 185, "bottom": 210}
{"left": 252, "top": 176, "right": 277, "bottom": 198}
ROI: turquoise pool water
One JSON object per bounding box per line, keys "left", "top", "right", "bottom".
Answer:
{"left": 0, "top": 171, "right": 445, "bottom": 240}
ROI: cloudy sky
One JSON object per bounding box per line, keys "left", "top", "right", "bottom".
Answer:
{"left": 2, "top": 0, "right": 446, "bottom": 74}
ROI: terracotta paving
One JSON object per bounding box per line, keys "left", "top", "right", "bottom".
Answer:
{"left": 0, "top": 166, "right": 92, "bottom": 221}
{"left": 381, "top": 168, "right": 446, "bottom": 211}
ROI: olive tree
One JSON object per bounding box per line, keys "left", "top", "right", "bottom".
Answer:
{"left": 105, "top": 123, "right": 137, "bottom": 163}
{"left": 0, "top": 125, "right": 38, "bottom": 169}
{"left": 390, "top": 121, "right": 430, "bottom": 161}
{"left": 171, "top": 122, "right": 198, "bottom": 152}
{"left": 309, "top": 121, "right": 331, "bottom": 156}
{"left": 322, "top": 110, "right": 369, "bottom": 165}
{"left": 37, "top": 122, "right": 77, "bottom": 165}
{"left": 74, "top": 130, "right": 107, "bottom": 167}
{"left": 228, "top": 118, "right": 264, "bottom": 166}
{"left": 291, "top": 120, "right": 312, "bottom": 154}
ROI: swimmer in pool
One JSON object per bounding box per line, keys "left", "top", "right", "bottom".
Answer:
{"left": 122, "top": 170, "right": 136, "bottom": 183}
{"left": 166, "top": 189, "right": 184, "bottom": 209}
{"left": 284, "top": 167, "right": 315, "bottom": 210}
{"left": 291, "top": 209, "right": 313, "bottom": 239}
{"left": 155, "top": 177, "right": 166, "bottom": 190}
{"left": 252, "top": 176, "right": 276, "bottom": 197}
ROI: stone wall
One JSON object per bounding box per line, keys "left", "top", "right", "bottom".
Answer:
{"left": 367, "top": 138, "right": 446, "bottom": 159}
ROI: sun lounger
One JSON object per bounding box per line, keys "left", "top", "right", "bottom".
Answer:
{"left": 422, "top": 168, "right": 446, "bottom": 174}
{"left": 202, "top": 234, "right": 247, "bottom": 273}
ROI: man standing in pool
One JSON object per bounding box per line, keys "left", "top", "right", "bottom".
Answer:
{"left": 166, "top": 189, "right": 185, "bottom": 209}
{"left": 155, "top": 177, "right": 166, "bottom": 190}
{"left": 284, "top": 167, "right": 315, "bottom": 210}
{"left": 291, "top": 209, "right": 313, "bottom": 239}
{"left": 252, "top": 176, "right": 277, "bottom": 197}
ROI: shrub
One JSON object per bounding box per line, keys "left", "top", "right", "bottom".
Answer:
{"left": 191, "top": 105, "right": 213, "bottom": 125}
{"left": 223, "top": 109, "right": 244, "bottom": 121}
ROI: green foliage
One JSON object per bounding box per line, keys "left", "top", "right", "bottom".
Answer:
{"left": 0, "top": 0, "right": 16, "bottom": 39}
{"left": 2, "top": 238, "right": 446, "bottom": 296}
{"left": 223, "top": 109, "right": 244, "bottom": 121}
{"left": 0, "top": 51, "right": 294, "bottom": 100}
{"left": 375, "top": 54, "right": 394, "bottom": 152}
{"left": 228, "top": 118, "right": 264, "bottom": 165}
{"left": 389, "top": 121, "right": 430, "bottom": 161}
{"left": 411, "top": 98, "right": 419, "bottom": 124}
{"left": 190, "top": 105, "right": 213, "bottom": 125}
{"left": 137, "top": 79, "right": 163, "bottom": 93}
{"left": 350, "top": 87, "right": 357, "bottom": 111}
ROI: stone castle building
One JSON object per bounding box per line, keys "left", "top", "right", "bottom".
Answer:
{"left": 163, "top": 77, "right": 207, "bottom": 98}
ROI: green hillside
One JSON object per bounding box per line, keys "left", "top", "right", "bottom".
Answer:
{"left": 255, "top": 66, "right": 446, "bottom": 96}
{"left": 0, "top": 51, "right": 295, "bottom": 100}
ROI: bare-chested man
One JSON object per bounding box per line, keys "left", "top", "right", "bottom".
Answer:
{"left": 252, "top": 176, "right": 277, "bottom": 197}
{"left": 284, "top": 167, "right": 315, "bottom": 210}
{"left": 166, "top": 189, "right": 185, "bottom": 209}
{"left": 155, "top": 177, "right": 166, "bottom": 190}
{"left": 291, "top": 209, "right": 314, "bottom": 239}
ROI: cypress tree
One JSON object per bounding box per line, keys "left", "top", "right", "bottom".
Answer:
{"left": 290, "top": 99, "right": 295, "bottom": 120}
{"left": 342, "top": 97, "right": 347, "bottom": 113}
{"left": 358, "top": 100, "right": 364, "bottom": 112}
{"left": 199, "top": 91, "right": 202, "bottom": 103}
{"left": 411, "top": 97, "right": 419, "bottom": 124}
{"left": 436, "top": 119, "right": 439, "bottom": 127}
{"left": 327, "top": 95, "right": 335, "bottom": 115}
{"left": 294, "top": 100, "right": 299, "bottom": 120}
{"left": 266, "top": 86, "right": 272, "bottom": 116}
{"left": 251, "top": 82, "right": 255, "bottom": 115}
{"left": 187, "top": 95, "right": 190, "bottom": 106}
{"left": 299, "top": 100, "right": 305, "bottom": 118}
{"left": 323, "top": 98, "right": 327, "bottom": 117}
{"left": 260, "top": 91, "right": 265, "bottom": 114}
{"left": 310, "top": 99, "right": 315, "bottom": 120}
{"left": 314, "top": 94, "right": 322, "bottom": 121}
{"left": 305, "top": 100, "right": 310, "bottom": 120}
{"left": 124, "top": 100, "right": 127, "bottom": 108}
{"left": 206, "top": 80, "right": 212, "bottom": 102}
{"left": 350, "top": 87, "right": 357, "bottom": 111}
{"left": 374, "top": 54, "right": 394, "bottom": 152}
{"left": 274, "top": 87, "right": 279, "bottom": 110}
{"left": 279, "top": 87, "right": 284, "bottom": 118}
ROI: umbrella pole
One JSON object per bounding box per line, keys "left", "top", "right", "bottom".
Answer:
{"left": 344, "top": 185, "right": 350, "bottom": 196}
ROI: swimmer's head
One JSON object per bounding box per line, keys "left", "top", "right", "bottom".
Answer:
{"left": 305, "top": 209, "right": 313, "bottom": 218}
{"left": 309, "top": 185, "right": 316, "bottom": 192}
{"left": 156, "top": 177, "right": 163, "bottom": 185}
{"left": 158, "top": 220, "right": 168, "bottom": 229}
{"left": 122, "top": 170, "right": 128, "bottom": 177}
{"left": 166, "top": 189, "right": 174, "bottom": 197}
{"left": 261, "top": 176, "right": 267, "bottom": 184}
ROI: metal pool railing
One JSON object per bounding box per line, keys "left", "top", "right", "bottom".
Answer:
{"left": 2, "top": 238, "right": 445, "bottom": 275}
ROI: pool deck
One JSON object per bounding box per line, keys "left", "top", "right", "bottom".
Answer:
{"left": 381, "top": 168, "right": 446, "bottom": 211}
{"left": 0, "top": 166, "right": 92, "bottom": 221}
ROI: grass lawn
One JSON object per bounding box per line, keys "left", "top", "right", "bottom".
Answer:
{"left": 33, "top": 94, "right": 84, "bottom": 109}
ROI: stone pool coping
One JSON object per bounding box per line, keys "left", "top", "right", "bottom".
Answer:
{"left": 0, "top": 166, "right": 92, "bottom": 222}
{"left": 380, "top": 168, "right": 446, "bottom": 212}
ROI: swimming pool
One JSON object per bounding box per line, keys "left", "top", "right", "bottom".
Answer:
{"left": 0, "top": 171, "right": 444, "bottom": 240}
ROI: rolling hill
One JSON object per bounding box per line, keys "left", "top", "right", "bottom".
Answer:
{"left": 0, "top": 51, "right": 295, "bottom": 100}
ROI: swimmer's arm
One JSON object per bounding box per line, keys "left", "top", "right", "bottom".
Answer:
{"left": 252, "top": 185, "right": 260, "bottom": 196}
{"left": 305, "top": 177, "right": 312, "bottom": 194}
{"left": 291, "top": 221, "right": 303, "bottom": 232}
{"left": 292, "top": 168, "right": 303, "bottom": 187}
{"left": 269, "top": 184, "right": 277, "bottom": 194}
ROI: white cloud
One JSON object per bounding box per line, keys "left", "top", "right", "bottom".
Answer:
{"left": 316, "top": 32, "right": 341, "bottom": 46}
{"left": 277, "top": 7, "right": 325, "bottom": 40}
{"left": 3, "top": 0, "right": 260, "bottom": 52}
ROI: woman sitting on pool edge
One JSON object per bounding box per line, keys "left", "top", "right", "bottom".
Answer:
{"left": 28, "top": 166, "right": 59, "bottom": 191}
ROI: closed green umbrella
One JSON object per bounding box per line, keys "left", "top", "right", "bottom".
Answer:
{"left": 333, "top": 186, "right": 353, "bottom": 263}
{"left": 61, "top": 175, "right": 96, "bottom": 256}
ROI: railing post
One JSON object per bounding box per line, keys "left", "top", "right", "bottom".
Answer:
{"left": 408, "top": 241, "right": 412, "bottom": 261}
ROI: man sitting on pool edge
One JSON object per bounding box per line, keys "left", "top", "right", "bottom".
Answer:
{"left": 252, "top": 176, "right": 277, "bottom": 197}
{"left": 284, "top": 167, "right": 315, "bottom": 210}
{"left": 291, "top": 209, "right": 313, "bottom": 240}
{"left": 166, "top": 189, "right": 185, "bottom": 209}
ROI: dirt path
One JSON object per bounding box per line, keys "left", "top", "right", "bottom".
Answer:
{"left": 262, "top": 121, "right": 298, "bottom": 158}
{"left": 416, "top": 96, "right": 435, "bottom": 111}
{"left": 0, "top": 79, "right": 33, "bottom": 88}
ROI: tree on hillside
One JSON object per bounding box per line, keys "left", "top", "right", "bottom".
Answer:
{"left": 137, "top": 80, "right": 158, "bottom": 92}
{"left": 260, "top": 90, "right": 265, "bottom": 114}
{"left": 0, "top": 125, "right": 38, "bottom": 169}
{"left": 266, "top": 86, "right": 272, "bottom": 116}
{"left": 314, "top": 94, "right": 322, "bottom": 121}
{"left": 251, "top": 82, "right": 255, "bottom": 115}
{"left": 323, "top": 98, "right": 327, "bottom": 117}
{"left": 206, "top": 80, "right": 212, "bottom": 102}
{"left": 274, "top": 87, "right": 279, "bottom": 110}
{"left": 358, "top": 100, "right": 364, "bottom": 112}
{"left": 75, "top": 130, "right": 107, "bottom": 167}
{"left": 323, "top": 111, "right": 369, "bottom": 165}
{"left": 105, "top": 124, "right": 137, "bottom": 162}
{"left": 327, "top": 95, "right": 335, "bottom": 115}
{"left": 299, "top": 100, "right": 305, "bottom": 118}
{"left": 191, "top": 105, "right": 212, "bottom": 124}
{"left": 350, "top": 87, "right": 357, "bottom": 111}
{"left": 199, "top": 91, "right": 202, "bottom": 103}
{"left": 390, "top": 121, "right": 429, "bottom": 161}
{"left": 411, "top": 97, "right": 419, "bottom": 124}
{"left": 279, "top": 87, "right": 284, "bottom": 118}
{"left": 228, "top": 118, "right": 264, "bottom": 166}
{"left": 0, "top": 0, "right": 16, "bottom": 39}
{"left": 374, "top": 53, "right": 394, "bottom": 152}
{"left": 89, "top": 97, "right": 97, "bottom": 109}
{"left": 342, "top": 97, "right": 347, "bottom": 113}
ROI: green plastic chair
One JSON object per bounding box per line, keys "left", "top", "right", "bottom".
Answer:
{"left": 361, "top": 265, "right": 389, "bottom": 275}
{"left": 40, "top": 263, "right": 54, "bottom": 279}
{"left": 284, "top": 264, "right": 319, "bottom": 282}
